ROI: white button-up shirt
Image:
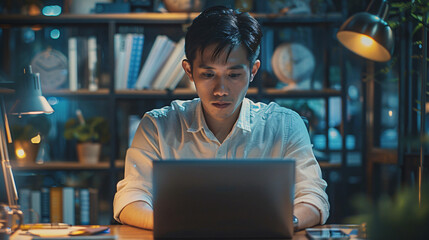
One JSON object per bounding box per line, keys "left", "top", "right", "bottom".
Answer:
{"left": 114, "top": 98, "right": 330, "bottom": 224}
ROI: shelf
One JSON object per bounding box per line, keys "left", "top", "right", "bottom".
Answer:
{"left": 11, "top": 161, "right": 111, "bottom": 170}
{"left": 0, "top": 12, "right": 343, "bottom": 26}
{"left": 0, "top": 12, "right": 200, "bottom": 25}
{"left": 262, "top": 88, "right": 342, "bottom": 98}
{"left": 44, "top": 89, "right": 109, "bottom": 98}
{"left": 255, "top": 12, "right": 343, "bottom": 25}
{"left": 114, "top": 87, "right": 259, "bottom": 99}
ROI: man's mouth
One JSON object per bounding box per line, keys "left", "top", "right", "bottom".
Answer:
{"left": 212, "top": 102, "right": 231, "bottom": 108}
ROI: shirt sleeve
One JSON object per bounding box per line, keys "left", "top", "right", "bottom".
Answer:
{"left": 113, "top": 114, "right": 160, "bottom": 222}
{"left": 284, "top": 111, "right": 330, "bottom": 224}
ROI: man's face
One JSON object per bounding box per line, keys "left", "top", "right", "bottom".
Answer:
{"left": 182, "top": 44, "right": 260, "bottom": 127}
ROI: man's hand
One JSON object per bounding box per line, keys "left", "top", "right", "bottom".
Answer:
{"left": 119, "top": 201, "right": 153, "bottom": 230}
{"left": 293, "top": 202, "right": 321, "bottom": 231}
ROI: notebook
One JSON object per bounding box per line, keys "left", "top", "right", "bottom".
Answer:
{"left": 153, "top": 159, "right": 296, "bottom": 239}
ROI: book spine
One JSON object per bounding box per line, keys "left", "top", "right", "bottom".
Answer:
{"left": 127, "top": 34, "right": 145, "bottom": 89}
{"left": 79, "top": 188, "right": 90, "bottom": 225}
{"left": 68, "top": 37, "right": 78, "bottom": 91}
{"left": 30, "top": 190, "right": 41, "bottom": 223}
{"left": 114, "top": 33, "right": 125, "bottom": 90}
{"left": 19, "top": 188, "right": 31, "bottom": 223}
{"left": 50, "top": 187, "right": 63, "bottom": 223}
{"left": 40, "top": 187, "right": 50, "bottom": 223}
{"left": 87, "top": 36, "right": 98, "bottom": 91}
{"left": 89, "top": 188, "right": 98, "bottom": 225}
{"left": 62, "top": 187, "right": 75, "bottom": 225}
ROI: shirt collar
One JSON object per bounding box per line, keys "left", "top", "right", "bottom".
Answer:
{"left": 187, "top": 98, "right": 252, "bottom": 133}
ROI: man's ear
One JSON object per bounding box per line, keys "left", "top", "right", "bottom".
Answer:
{"left": 250, "top": 60, "right": 261, "bottom": 82}
{"left": 182, "top": 59, "right": 194, "bottom": 82}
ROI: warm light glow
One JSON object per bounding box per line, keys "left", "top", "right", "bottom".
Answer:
{"left": 16, "top": 148, "right": 26, "bottom": 159}
{"left": 360, "top": 35, "right": 375, "bottom": 46}
{"left": 31, "top": 134, "right": 41, "bottom": 144}
{"left": 388, "top": 110, "right": 393, "bottom": 117}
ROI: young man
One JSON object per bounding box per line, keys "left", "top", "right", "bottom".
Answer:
{"left": 114, "top": 6, "right": 329, "bottom": 231}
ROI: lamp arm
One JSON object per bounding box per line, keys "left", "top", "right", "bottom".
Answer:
{"left": 0, "top": 96, "right": 18, "bottom": 207}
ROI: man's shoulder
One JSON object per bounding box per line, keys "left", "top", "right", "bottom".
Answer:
{"left": 250, "top": 100, "right": 298, "bottom": 118}
{"left": 146, "top": 98, "right": 199, "bottom": 119}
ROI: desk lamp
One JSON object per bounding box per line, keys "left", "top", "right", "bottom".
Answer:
{"left": 336, "top": 0, "right": 394, "bottom": 62}
{"left": 1, "top": 65, "right": 54, "bottom": 209}
{"left": 337, "top": 0, "right": 428, "bottom": 206}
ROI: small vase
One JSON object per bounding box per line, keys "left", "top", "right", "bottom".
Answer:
{"left": 76, "top": 142, "right": 101, "bottom": 164}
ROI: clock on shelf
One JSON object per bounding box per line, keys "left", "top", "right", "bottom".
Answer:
{"left": 271, "top": 43, "right": 315, "bottom": 91}
{"left": 30, "top": 48, "right": 68, "bottom": 91}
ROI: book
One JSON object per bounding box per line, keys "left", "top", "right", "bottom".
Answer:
{"left": 76, "top": 37, "right": 89, "bottom": 89}
{"left": 127, "top": 34, "right": 145, "bottom": 89}
{"left": 30, "top": 190, "right": 41, "bottom": 223}
{"left": 40, "top": 187, "right": 50, "bottom": 223}
{"left": 68, "top": 37, "right": 78, "bottom": 91}
{"left": 89, "top": 188, "right": 98, "bottom": 224}
{"left": 114, "top": 33, "right": 127, "bottom": 90}
{"left": 62, "top": 187, "right": 75, "bottom": 225}
{"left": 120, "top": 33, "right": 134, "bottom": 90}
{"left": 151, "top": 37, "right": 185, "bottom": 90}
{"left": 19, "top": 188, "right": 31, "bottom": 223}
{"left": 87, "top": 36, "right": 98, "bottom": 91}
{"left": 135, "top": 35, "right": 175, "bottom": 89}
{"left": 50, "top": 187, "right": 63, "bottom": 223}
{"left": 79, "top": 188, "right": 90, "bottom": 225}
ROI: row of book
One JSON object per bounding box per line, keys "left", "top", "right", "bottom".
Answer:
{"left": 67, "top": 34, "right": 191, "bottom": 91}
{"left": 114, "top": 34, "right": 188, "bottom": 90}
{"left": 18, "top": 187, "right": 98, "bottom": 225}
{"left": 68, "top": 36, "right": 99, "bottom": 91}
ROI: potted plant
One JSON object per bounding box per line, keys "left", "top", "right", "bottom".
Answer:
{"left": 64, "top": 110, "right": 110, "bottom": 164}
{"left": 11, "top": 115, "right": 51, "bottom": 165}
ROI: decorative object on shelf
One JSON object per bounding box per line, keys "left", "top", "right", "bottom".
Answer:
{"left": 30, "top": 48, "right": 68, "bottom": 91}
{"left": 67, "top": 0, "right": 112, "bottom": 14}
{"left": 64, "top": 110, "right": 109, "bottom": 164}
{"left": 10, "top": 115, "right": 51, "bottom": 166}
{"left": 271, "top": 43, "right": 315, "bottom": 91}
{"left": 162, "top": 0, "right": 204, "bottom": 12}
{"left": 265, "top": 0, "right": 311, "bottom": 15}
{"left": 336, "top": 0, "right": 394, "bottom": 62}
{"left": 0, "top": 65, "right": 53, "bottom": 235}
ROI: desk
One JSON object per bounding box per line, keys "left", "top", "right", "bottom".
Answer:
{"left": 108, "top": 224, "right": 358, "bottom": 240}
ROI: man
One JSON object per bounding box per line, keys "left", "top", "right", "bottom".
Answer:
{"left": 114, "top": 6, "right": 329, "bottom": 231}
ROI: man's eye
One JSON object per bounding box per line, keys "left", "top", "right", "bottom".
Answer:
{"left": 201, "top": 73, "right": 214, "bottom": 78}
{"left": 229, "top": 73, "right": 241, "bottom": 78}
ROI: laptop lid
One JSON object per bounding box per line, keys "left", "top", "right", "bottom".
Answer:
{"left": 153, "top": 159, "right": 295, "bottom": 239}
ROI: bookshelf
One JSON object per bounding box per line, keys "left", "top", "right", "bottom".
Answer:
{"left": 0, "top": 9, "right": 355, "bottom": 224}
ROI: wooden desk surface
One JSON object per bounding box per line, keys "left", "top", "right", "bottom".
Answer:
{"left": 108, "top": 224, "right": 357, "bottom": 240}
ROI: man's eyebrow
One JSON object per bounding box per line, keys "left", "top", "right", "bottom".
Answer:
{"left": 197, "top": 64, "right": 246, "bottom": 69}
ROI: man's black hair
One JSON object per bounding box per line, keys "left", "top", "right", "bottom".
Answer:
{"left": 184, "top": 5, "right": 262, "bottom": 68}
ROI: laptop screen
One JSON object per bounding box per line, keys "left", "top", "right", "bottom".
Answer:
{"left": 153, "top": 159, "right": 295, "bottom": 239}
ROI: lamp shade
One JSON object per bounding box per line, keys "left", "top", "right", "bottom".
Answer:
{"left": 336, "top": 1, "right": 394, "bottom": 62}
{"left": 9, "top": 66, "right": 54, "bottom": 115}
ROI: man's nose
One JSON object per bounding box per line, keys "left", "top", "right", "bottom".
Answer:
{"left": 213, "top": 77, "right": 228, "bottom": 96}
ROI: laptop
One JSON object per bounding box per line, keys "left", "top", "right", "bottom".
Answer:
{"left": 153, "top": 159, "right": 296, "bottom": 239}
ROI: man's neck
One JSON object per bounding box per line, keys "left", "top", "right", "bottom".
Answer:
{"left": 203, "top": 108, "right": 241, "bottom": 144}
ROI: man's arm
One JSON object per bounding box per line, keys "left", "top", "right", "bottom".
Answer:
{"left": 294, "top": 202, "right": 321, "bottom": 230}
{"left": 119, "top": 201, "right": 153, "bottom": 230}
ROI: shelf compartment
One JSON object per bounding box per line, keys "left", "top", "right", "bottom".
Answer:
{"left": 11, "top": 161, "right": 111, "bottom": 170}
{"left": 262, "top": 88, "right": 341, "bottom": 98}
